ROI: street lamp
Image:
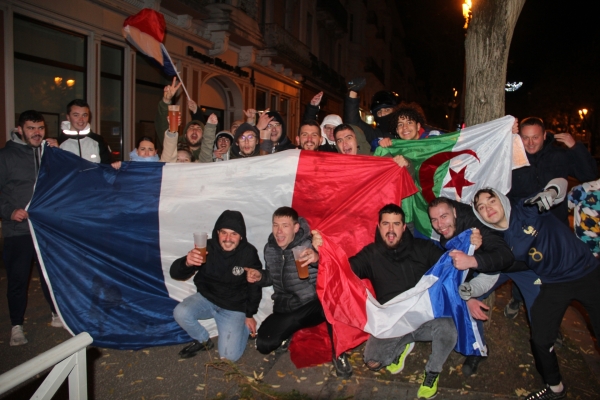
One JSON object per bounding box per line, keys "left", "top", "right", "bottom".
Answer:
{"left": 578, "top": 109, "right": 593, "bottom": 155}
{"left": 579, "top": 108, "right": 588, "bottom": 119}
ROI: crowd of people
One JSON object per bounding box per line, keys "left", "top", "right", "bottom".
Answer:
{"left": 2, "top": 77, "right": 600, "bottom": 400}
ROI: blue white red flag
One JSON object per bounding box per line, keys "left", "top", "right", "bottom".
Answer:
{"left": 122, "top": 8, "right": 177, "bottom": 76}
{"left": 316, "top": 229, "right": 485, "bottom": 357}
{"left": 28, "top": 148, "right": 416, "bottom": 350}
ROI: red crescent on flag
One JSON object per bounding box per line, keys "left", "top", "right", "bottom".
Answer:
{"left": 419, "top": 150, "right": 479, "bottom": 203}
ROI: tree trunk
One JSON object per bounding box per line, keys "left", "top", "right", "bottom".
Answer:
{"left": 464, "top": 0, "right": 526, "bottom": 126}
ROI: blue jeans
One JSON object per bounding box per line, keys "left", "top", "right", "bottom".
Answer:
{"left": 173, "top": 292, "right": 249, "bottom": 361}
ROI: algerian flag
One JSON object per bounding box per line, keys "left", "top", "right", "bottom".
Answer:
{"left": 374, "top": 115, "right": 528, "bottom": 237}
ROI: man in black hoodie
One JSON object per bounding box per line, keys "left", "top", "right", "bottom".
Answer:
{"left": 170, "top": 210, "right": 262, "bottom": 361}
{"left": 257, "top": 111, "right": 296, "bottom": 154}
{"left": 313, "top": 204, "right": 453, "bottom": 399}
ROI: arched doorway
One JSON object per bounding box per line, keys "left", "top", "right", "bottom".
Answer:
{"left": 198, "top": 75, "right": 244, "bottom": 133}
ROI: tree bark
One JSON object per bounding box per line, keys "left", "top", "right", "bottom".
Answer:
{"left": 464, "top": 0, "right": 526, "bottom": 126}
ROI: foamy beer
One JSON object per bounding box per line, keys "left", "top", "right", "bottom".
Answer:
{"left": 193, "top": 232, "right": 208, "bottom": 259}
{"left": 292, "top": 246, "right": 309, "bottom": 279}
{"left": 168, "top": 105, "right": 180, "bottom": 132}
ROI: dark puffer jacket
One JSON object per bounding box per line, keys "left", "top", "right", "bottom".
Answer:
{"left": 349, "top": 228, "right": 444, "bottom": 305}
{"left": 259, "top": 217, "right": 318, "bottom": 313}
{"left": 170, "top": 210, "right": 262, "bottom": 317}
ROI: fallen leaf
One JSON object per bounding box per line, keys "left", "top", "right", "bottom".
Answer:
{"left": 130, "top": 380, "right": 142, "bottom": 385}
{"left": 142, "top": 350, "right": 150, "bottom": 355}
{"left": 196, "top": 386, "right": 204, "bottom": 391}
{"left": 372, "top": 387, "right": 378, "bottom": 392}
{"left": 449, "top": 366, "right": 456, "bottom": 375}
{"left": 465, "top": 384, "right": 471, "bottom": 388}
{"left": 277, "top": 371, "right": 286, "bottom": 378}
{"left": 300, "top": 377, "right": 307, "bottom": 380}
{"left": 271, "top": 385, "right": 280, "bottom": 388}
{"left": 515, "top": 388, "right": 529, "bottom": 396}
{"left": 316, "top": 381, "right": 323, "bottom": 385}
{"left": 156, "top": 377, "right": 164, "bottom": 380}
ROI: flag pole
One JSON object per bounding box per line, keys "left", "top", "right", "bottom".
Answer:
{"left": 161, "top": 44, "right": 191, "bottom": 100}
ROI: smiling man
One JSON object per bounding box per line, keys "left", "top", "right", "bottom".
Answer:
{"left": 472, "top": 181, "right": 600, "bottom": 400}
{"left": 244, "top": 207, "right": 353, "bottom": 379}
{"left": 1, "top": 110, "right": 63, "bottom": 346}
{"left": 170, "top": 210, "right": 262, "bottom": 361}
{"left": 59, "top": 99, "right": 110, "bottom": 163}
{"left": 296, "top": 121, "right": 322, "bottom": 151}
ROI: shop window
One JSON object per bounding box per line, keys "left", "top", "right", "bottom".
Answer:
{"left": 100, "top": 43, "right": 124, "bottom": 162}
{"left": 13, "top": 14, "right": 86, "bottom": 137}
{"left": 256, "top": 89, "right": 267, "bottom": 111}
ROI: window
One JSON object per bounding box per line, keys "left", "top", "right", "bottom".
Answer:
{"left": 100, "top": 43, "right": 124, "bottom": 162}
{"left": 306, "top": 13, "right": 313, "bottom": 50}
{"left": 256, "top": 89, "right": 267, "bottom": 111}
{"left": 135, "top": 53, "right": 171, "bottom": 147}
{"left": 13, "top": 14, "right": 86, "bottom": 137}
{"left": 270, "top": 93, "right": 278, "bottom": 112}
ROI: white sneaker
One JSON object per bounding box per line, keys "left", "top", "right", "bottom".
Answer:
{"left": 10, "top": 325, "right": 28, "bottom": 346}
{"left": 51, "top": 313, "right": 64, "bottom": 328}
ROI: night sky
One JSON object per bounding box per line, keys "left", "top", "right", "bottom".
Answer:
{"left": 396, "top": 0, "right": 600, "bottom": 129}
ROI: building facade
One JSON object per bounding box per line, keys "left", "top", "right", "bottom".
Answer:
{"left": 1, "top": 0, "right": 417, "bottom": 158}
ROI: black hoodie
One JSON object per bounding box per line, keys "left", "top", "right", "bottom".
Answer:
{"left": 169, "top": 210, "right": 262, "bottom": 317}
{"left": 230, "top": 123, "right": 261, "bottom": 159}
{"left": 265, "top": 111, "right": 296, "bottom": 153}
{"left": 349, "top": 227, "right": 444, "bottom": 304}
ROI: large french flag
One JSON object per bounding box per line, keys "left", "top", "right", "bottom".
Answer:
{"left": 28, "top": 148, "right": 417, "bottom": 350}
{"left": 122, "top": 9, "right": 177, "bottom": 76}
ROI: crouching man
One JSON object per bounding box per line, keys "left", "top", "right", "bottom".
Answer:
{"left": 245, "top": 207, "right": 353, "bottom": 378}
{"left": 473, "top": 180, "right": 600, "bottom": 400}
{"left": 170, "top": 210, "right": 262, "bottom": 361}
{"left": 313, "top": 204, "right": 456, "bottom": 399}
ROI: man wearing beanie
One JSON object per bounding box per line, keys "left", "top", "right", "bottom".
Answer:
{"left": 213, "top": 130, "right": 234, "bottom": 162}
{"left": 259, "top": 111, "right": 295, "bottom": 153}
{"left": 170, "top": 210, "right": 262, "bottom": 361}
{"left": 230, "top": 123, "right": 261, "bottom": 159}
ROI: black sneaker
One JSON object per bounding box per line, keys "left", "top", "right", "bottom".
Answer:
{"left": 274, "top": 337, "right": 291, "bottom": 354}
{"left": 347, "top": 77, "right": 366, "bottom": 93}
{"left": 178, "top": 339, "right": 214, "bottom": 359}
{"left": 332, "top": 353, "right": 353, "bottom": 379}
{"left": 462, "top": 355, "right": 486, "bottom": 376}
{"left": 525, "top": 384, "right": 567, "bottom": 400}
{"left": 504, "top": 297, "right": 521, "bottom": 319}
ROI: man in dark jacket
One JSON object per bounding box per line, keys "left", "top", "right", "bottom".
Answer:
{"left": 1, "top": 110, "right": 62, "bottom": 346}
{"left": 473, "top": 183, "right": 600, "bottom": 400}
{"left": 170, "top": 210, "right": 262, "bottom": 361}
{"left": 244, "top": 207, "right": 353, "bottom": 379}
{"left": 257, "top": 111, "right": 296, "bottom": 153}
{"left": 314, "top": 204, "right": 454, "bottom": 399}
{"left": 506, "top": 117, "right": 597, "bottom": 318}
{"left": 58, "top": 99, "right": 111, "bottom": 163}
{"left": 428, "top": 197, "right": 519, "bottom": 376}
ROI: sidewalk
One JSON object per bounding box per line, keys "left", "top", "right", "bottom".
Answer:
{"left": 1, "top": 264, "right": 598, "bottom": 399}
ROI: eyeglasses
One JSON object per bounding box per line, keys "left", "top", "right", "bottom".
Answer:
{"left": 240, "top": 135, "right": 257, "bottom": 141}
{"left": 266, "top": 123, "right": 281, "bottom": 129}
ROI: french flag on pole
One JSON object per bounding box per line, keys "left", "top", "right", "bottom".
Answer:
{"left": 122, "top": 8, "right": 177, "bottom": 76}
{"left": 28, "top": 148, "right": 417, "bottom": 350}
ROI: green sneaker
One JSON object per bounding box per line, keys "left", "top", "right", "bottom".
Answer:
{"left": 417, "top": 370, "right": 439, "bottom": 399}
{"left": 386, "top": 342, "right": 415, "bottom": 374}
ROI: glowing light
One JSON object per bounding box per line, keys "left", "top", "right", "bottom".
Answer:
{"left": 54, "top": 77, "right": 62, "bottom": 85}
{"left": 66, "top": 79, "right": 75, "bottom": 87}
{"left": 579, "top": 109, "right": 588, "bottom": 119}
{"left": 463, "top": 0, "right": 472, "bottom": 29}
{"left": 505, "top": 82, "right": 523, "bottom": 92}
{"left": 366, "top": 115, "right": 374, "bottom": 124}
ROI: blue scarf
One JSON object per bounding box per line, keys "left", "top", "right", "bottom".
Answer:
{"left": 129, "top": 149, "right": 160, "bottom": 162}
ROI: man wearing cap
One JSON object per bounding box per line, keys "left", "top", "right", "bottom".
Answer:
{"left": 155, "top": 78, "right": 215, "bottom": 163}
{"left": 213, "top": 130, "right": 234, "bottom": 162}
{"left": 170, "top": 210, "right": 262, "bottom": 361}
